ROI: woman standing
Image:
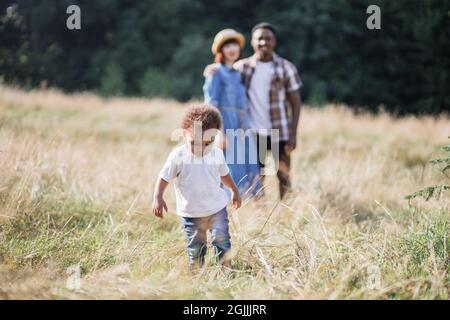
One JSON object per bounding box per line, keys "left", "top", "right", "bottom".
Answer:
{"left": 203, "top": 29, "right": 260, "bottom": 198}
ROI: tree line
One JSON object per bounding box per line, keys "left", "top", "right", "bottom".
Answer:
{"left": 0, "top": 0, "right": 449, "bottom": 114}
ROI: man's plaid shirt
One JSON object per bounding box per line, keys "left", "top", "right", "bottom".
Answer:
{"left": 234, "top": 53, "right": 302, "bottom": 142}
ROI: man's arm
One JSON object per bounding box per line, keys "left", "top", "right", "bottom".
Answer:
{"left": 203, "top": 63, "right": 220, "bottom": 78}
{"left": 203, "top": 58, "right": 245, "bottom": 78}
{"left": 286, "top": 90, "right": 301, "bottom": 153}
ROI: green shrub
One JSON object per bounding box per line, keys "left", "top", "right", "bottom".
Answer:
{"left": 99, "top": 62, "right": 125, "bottom": 97}
{"left": 139, "top": 67, "right": 171, "bottom": 98}
{"left": 402, "top": 217, "right": 449, "bottom": 274}
{"left": 406, "top": 138, "right": 450, "bottom": 201}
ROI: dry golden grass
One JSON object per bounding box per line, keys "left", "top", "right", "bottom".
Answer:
{"left": 0, "top": 85, "right": 448, "bottom": 299}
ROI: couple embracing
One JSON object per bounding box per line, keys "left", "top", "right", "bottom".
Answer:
{"left": 203, "top": 22, "right": 302, "bottom": 200}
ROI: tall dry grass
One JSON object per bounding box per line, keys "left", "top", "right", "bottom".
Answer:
{"left": 0, "top": 85, "right": 448, "bottom": 299}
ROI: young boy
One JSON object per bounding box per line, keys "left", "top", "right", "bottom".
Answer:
{"left": 152, "top": 105, "right": 241, "bottom": 270}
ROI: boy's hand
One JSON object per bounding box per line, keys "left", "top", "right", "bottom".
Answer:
{"left": 231, "top": 191, "right": 242, "bottom": 209}
{"left": 152, "top": 196, "right": 168, "bottom": 218}
{"left": 220, "top": 174, "right": 242, "bottom": 210}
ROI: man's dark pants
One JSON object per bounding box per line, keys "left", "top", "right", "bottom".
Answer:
{"left": 255, "top": 133, "right": 291, "bottom": 199}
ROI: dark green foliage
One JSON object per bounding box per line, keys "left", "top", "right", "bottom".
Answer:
{"left": 402, "top": 217, "right": 449, "bottom": 274}
{"left": 0, "top": 0, "right": 449, "bottom": 113}
{"left": 406, "top": 137, "right": 450, "bottom": 201}
{"left": 99, "top": 62, "right": 125, "bottom": 96}
{"left": 139, "top": 67, "right": 171, "bottom": 98}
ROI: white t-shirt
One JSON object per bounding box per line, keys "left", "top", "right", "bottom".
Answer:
{"left": 247, "top": 60, "right": 274, "bottom": 133}
{"left": 158, "top": 144, "right": 230, "bottom": 218}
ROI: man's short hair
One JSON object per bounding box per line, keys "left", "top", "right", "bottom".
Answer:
{"left": 251, "top": 22, "right": 276, "bottom": 36}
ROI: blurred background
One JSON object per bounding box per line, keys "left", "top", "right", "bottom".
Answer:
{"left": 0, "top": 0, "right": 449, "bottom": 114}
{"left": 1, "top": 1, "right": 449, "bottom": 299}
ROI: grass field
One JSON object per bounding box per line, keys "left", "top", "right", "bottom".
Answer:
{"left": 0, "top": 86, "right": 448, "bottom": 299}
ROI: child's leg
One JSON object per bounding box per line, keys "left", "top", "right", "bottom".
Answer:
{"left": 182, "top": 216, "right": 208, "bottom": 270}
{"left": 210, "top": 207, "right": 231, "bottom": 265}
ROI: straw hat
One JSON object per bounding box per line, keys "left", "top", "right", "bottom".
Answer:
{"left": 211, "top": 29, "right": 245, "bottom": 54}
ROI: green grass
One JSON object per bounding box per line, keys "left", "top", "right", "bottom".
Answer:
{"left": 0, "top": 86, "right": 448, "bottom": 299}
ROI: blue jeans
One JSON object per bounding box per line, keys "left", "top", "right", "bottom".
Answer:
{"left": 181, "top": 207, "right": 231, "bottom": 268}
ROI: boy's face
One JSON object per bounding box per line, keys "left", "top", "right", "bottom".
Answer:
{"left": 184, "top": 130, "right": 216, "bottom": 157}
{"left": 251, "top": 28, "right": 276, "bottom": 61}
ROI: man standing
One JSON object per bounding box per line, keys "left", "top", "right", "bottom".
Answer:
{"left": 234, "top": 22, "right": 302, "bottom": 200}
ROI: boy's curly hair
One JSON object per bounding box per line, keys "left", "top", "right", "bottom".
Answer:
{"left": 181, "top": 105, "right": 222, "bottom": 132}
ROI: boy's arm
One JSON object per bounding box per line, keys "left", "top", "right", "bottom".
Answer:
{"left": 221, "top": 174, "right": 242, "bottom": 209}
{"left": 152, "top": 177, "right": 169, "bottom": 218}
